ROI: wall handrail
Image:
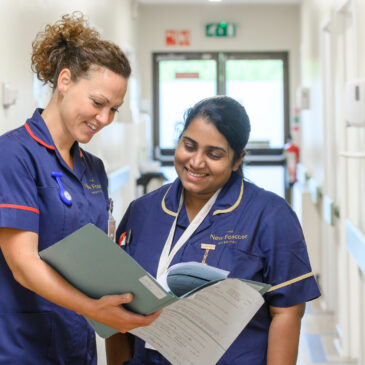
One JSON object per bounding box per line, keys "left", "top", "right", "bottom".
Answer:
{"left": 339, "top": 152, "right": 365, "bottom": 158}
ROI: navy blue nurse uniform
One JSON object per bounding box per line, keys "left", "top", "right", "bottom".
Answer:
{"left": 0, "top": 109, "right": 109, "bottom": 364}
{"left": 116, "top": 171, "right": 321, "bottom": 365}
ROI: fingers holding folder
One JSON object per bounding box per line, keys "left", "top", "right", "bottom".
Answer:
{"left": 89, "top": 293, "right": 162, "bottom": 334}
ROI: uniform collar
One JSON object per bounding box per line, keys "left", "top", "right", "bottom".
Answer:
{"left": 161, "top": 172, "right": 244, "bottom": 218}
{"left": 25, "top": 109, "right": 84, "bottom": 159}
{"left": 24, "top": 109, "right": 56, "bottom": 150}
{"left": 24, "top": 109, "right": 85, "bottom": 176}
{"left": 212, "top": 172, "right": 244, "bottom": 216}
{"left": 161, "top": 179, "right": 182, "bottom": 218}
{"left": 70, "top": 142, "right": 86, "bottom": 178}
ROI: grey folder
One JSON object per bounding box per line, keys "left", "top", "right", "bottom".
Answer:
{"left": 39, "top": 223, "right": 270, "bottom": 339}
{"left": 39, "top": 224, "right": 178, "bottom": 338}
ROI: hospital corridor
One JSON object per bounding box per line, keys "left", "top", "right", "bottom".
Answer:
{"left": 0, "top": 0, "right": 364, "bottom": 364}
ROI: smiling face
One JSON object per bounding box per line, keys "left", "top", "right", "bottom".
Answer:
{"left": 174, "top": 117, "right": 243, "bottom": 202}
{"left": 57, "top": 66, "right": 128, "bottom": 146}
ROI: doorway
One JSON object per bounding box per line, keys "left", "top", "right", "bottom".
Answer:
{"left": 153, "top": 52, "right": 289, "bottom": 199}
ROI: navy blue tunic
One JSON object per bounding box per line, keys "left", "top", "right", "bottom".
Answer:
{"left": 117, "top": 172, "right": 320, "bottom": 365}
{"left": 0, "top": 109, "right": 109, "bottom": 364}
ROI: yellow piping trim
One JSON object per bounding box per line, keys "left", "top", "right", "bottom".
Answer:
{"left": 161, "top": 185, "right": 178, "bottom": 217}
{"left": 267, "top": 272, "right": 314, "bottom": 292}
{"left": 162, "top": 179, "right": 244, "bottom": 217}
{"left": 213, "top": 181, "right": 244, "bottom": 216}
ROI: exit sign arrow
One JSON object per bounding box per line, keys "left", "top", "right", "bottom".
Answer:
{"left": 205, "top": 23, "right": 236, "bottom": 37}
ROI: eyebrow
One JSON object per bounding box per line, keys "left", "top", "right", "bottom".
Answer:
{"left": 91, "top": 93, "right": 109, "bottom": 103}
{"left": 182, "top": 136, "right": 227, "bottom": 153}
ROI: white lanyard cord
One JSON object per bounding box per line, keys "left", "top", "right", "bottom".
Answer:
{"left": 156, "top": 188, "right": 221, "bottom": 278}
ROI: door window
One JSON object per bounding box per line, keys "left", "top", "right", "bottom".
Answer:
{"left": 153, "top": 52, "right": 289, "bottom": 199}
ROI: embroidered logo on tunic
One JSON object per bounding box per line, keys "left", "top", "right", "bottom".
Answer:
{"left": 84, "top": 181, "right": 103, "bottom": 194}
{"left": 210, "top": 230, "right": 247, "bottom": 245}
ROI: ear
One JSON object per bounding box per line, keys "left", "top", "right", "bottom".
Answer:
{"left": 232, "top": 151, "right": 246, "bottom": 171}
{"left": 57, "top": 68, "right": 72, "bottom": 93}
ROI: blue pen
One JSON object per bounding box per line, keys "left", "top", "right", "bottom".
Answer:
{"left": 51, "top": 172, "right": 72, "bottom": 206}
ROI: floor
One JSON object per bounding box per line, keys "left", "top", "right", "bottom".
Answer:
{"left": 297, "top": 298, "right": 358, "bottom": 365}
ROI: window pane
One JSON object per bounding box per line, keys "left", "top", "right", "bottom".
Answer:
{"left": 226, "top": 59, "right": 284, "bottom": 148}
{"left": 159, "top": 59, "right": 217, "bottom": 149}
{"left": 244, "top": 165, "right": 285, "bottom": 198}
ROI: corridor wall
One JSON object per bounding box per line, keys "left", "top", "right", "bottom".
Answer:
{"left": 299, "top": 0, "right": 365, "bottom": 363}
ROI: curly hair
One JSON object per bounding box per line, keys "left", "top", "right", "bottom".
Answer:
{"left": 31, "top": 12, "right": 131, "bottom": 88}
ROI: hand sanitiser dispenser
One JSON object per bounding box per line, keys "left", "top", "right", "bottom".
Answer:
{"left": 345, "top": 79, "right": 365, "bottom": 127}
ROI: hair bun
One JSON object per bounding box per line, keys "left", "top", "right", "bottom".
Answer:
{"left": 31, "top": 12, "right": 131, "bottom": 88}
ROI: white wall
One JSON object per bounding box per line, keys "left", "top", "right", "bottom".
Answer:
{"left": 0, "top": 0, "right": 133, "bottom": 130}
{"left": 137, "top": 3, "right": 300, "bottom": 127}
{"left": 299, "top": 0, "right": 365, "bottom": 363}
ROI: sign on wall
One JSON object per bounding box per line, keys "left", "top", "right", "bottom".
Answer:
{"left": 205, "top": 23, "right": 236, "bottom": 37}
{"left": 165, "top": 30, "right": 190, "bottom": 46}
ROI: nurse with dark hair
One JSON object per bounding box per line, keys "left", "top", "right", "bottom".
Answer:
{"left": 0, "top": 13, "right": 159, "bottom": 365}
{"left": 112, "top": 95, "right": 320, "bottom": 365}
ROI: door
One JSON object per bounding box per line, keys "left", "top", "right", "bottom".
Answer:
{"left": 154, "top": 52, "right": 289, "bottom": 200}
{"left": 153, "top": 53, "right": 218, "bottom": 161}
{"left": 223, "top": 52, "right": 289, "bottom": 199}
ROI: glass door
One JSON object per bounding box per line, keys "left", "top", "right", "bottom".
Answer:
{"left": 224, "top": 54, "right": 289, "bottom": 149}
{"left": 153, "top": 52, "right": 290, "bottom": 200}
{"left": 153, "top": 53, "right": 218, "bottom": 161}
{"left": 223, "top": 53, "right": 289, "bottom": 200}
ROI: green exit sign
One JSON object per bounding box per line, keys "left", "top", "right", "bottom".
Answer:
{"left": 205, "top": 23, "right": 236, "bottom": 37}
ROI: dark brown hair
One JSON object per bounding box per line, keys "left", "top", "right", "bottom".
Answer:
{"left": 31, "top": 12, "right": 131, "bottom": 88}
{"left": 181, "top": 96, "right": 251, "bottom": 176}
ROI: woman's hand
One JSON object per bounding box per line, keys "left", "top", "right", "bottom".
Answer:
{"left": 267, "top": 303, "right": 305, "bottom": 365}
{"left": 88, "top": 293, "right": 161, "bottom": 333}
{"left": 0, "top": 227, "right": 160, "bottom": 334}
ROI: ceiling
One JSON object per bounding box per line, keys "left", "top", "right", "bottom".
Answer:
{"left": 138, "top": 0, "right": 300, "bottom": 4}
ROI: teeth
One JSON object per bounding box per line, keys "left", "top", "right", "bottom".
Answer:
{"left": 87, "top": 123, "right": 97, "bottom": 131}
{"left": 188, "top": 170, "right": 206, "bottom": 177}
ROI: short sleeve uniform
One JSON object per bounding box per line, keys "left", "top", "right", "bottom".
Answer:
{"left": 0, "top": 109, "right": 109, "bottom": 365}
{"left": 116, "top": 172, "right": 320, "bottom": 365}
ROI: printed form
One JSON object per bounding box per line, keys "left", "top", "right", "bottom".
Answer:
{"left": 131, "top": 278, "right": 264, "bottom": 365}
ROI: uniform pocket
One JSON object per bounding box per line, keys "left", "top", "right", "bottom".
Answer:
{"left": 218, "top": 243, "right": 265, "bottom": 281}
{"left": 0, "top": 312, "right": 53, "bottom": 364}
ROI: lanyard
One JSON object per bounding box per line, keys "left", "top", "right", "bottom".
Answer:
{"left": 156, "top": 188, "right": 221, "bottom": 279}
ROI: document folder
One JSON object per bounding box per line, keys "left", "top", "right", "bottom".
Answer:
{"left": 40, "top": 224, "right": 269, "bottom": 365}
{"left": 40, "top": 223, "right": 178, "bottom": 337}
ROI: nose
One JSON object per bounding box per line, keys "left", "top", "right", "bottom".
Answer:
{"left": 96, "top": 108, "right": 112, "bottom": 125}
{"left": 190, "top": 151, "right": 205, "bottom": 169}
